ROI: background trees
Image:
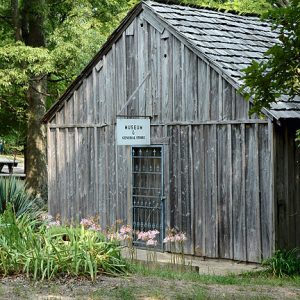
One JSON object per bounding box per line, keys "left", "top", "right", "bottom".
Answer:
{"left": 0, "top": 0, "right": 133, "bottom": 198}
{"left": 2, "top": 0, "right": 296, "bottom": 199}
{"left": 242, "top": 0, "right": 299, "bottom": 113}
{"left": 241, "top": 0, "right": 300, "bottom": 141}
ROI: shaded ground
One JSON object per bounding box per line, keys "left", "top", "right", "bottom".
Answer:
{"left": 0, "top": 272, "right": 299, "bottom": 300}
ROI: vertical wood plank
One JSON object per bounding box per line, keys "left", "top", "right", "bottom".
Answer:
{"left": 259, "top": 124, "right": 272, "bottom": 259}
{"left": 223, "top": 80, "right": 232, "bottom": 120}
{"left": 235, "top": 92, "right": 249, "bottom": 120}
{"left": 197, "top": 59, "right": 207, "bottom": 121}
{"left": 180, "top": 44, "right": 186, "bottom": 121}
{"left": 98, "top": 65, "right": 106, "bottom": 124}
{"left": 169, "top": 126, "right": 181, "bottom": 233}
{"left": 184, "top": 48, "right": 198, "bottom": 122}
{"left": 87, "top": 128, "right": 95, "bottom": 216}
{"left": 137, "top": 16, "right": 147, "bottom": 116}
{"left": 232, "top": 124, "right": 246, "bottom": 261}
{"left": 161, "top": 33, "right": 173, "bottom": 122}
{"left": 218, "top": 75, "right": 223, "bottom": 120}
{"left": 126, "top": 19, "right": 138, "bottom": 117}
{"left": 193, "top": 125, "right": 205, "bottom": 256}
{"left": 48, "top": 128, "right": 57, "bottom": 217}
{"left": 268, "top": 120, "right": 275, "bottom": 255}
{"left": 105, "top": 49, "right": 114, "bottom": 123}
{"left": 204, "top": 65, "right": 210, "bottom": 121}
{"left": 67, "top": 128, "right": 76, "bottom": 221}
{"left": 189, "top": 125, "right": 195, "bottom": 254}
{"left": 209, "top": 70, "right": 219, "bottom": 120}
{"left": 172, "top": 38, "right": 182, "bottom": 122}
{"left": 156, "top": 27, "right": 162, "bottom": 122}
{"left": 294, "top": 127, "right": 300, "bottom": 249}
{"left": 163, "top": 126, "right": 170, "bottom": 242}
{"left": 204, "top": 124, "right": 218, "bottom": 257}
{"left": 115, "top": 33, "right": 127, "bottom": 115}
{"left": 98, "top": 127, "right": 106, "bottom": 228}
{"left": 245, "top": 124, "right": 261, "bottom": 262}
{"left": 86, "top": 73, "right": 93, "bottom": 124}
{"left": 56, "top": 128, "right": 62, "bottom": 218}
{"left": 180, "top": 126, "right": 192, "bottom": 253}
{"left": 217, "top": 124, "right": 233, "bottom": 259}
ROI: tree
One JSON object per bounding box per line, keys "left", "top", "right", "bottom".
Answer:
{"left": 241, "top": 0, "right": 300, "bottom": 141}
{"left": 242, "top": 0, "right": 299, "bottom": 112}
{"left": 0, "top": 0, "right": 133, "bottom": 198}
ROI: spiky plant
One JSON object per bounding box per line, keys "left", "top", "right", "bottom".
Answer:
{"left": 0, "top": 177, "right": 42, "bottom": 218}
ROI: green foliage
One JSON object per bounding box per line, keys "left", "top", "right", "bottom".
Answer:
{"left": 0, "top": 208, "right": 128, "bottom": 280}
{"left": 241, "top": 0, "right": 300, "bottom": 115}
{"left": 296, "top": 129, "right": 300, "bottom": 145}
{"left": 0, "top": 178, "right": 42, "bottom": 218}
{"left": 262, "top": 249, "right": 300, "bottom": 277}
{"left": 0, "top": 0, "right": 134, "bottom": 146}
{"left": 0, "top": 0, "right": 272, "bottom": 147}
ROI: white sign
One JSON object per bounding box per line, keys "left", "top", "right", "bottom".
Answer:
{"left": 116, "top": 118, "right": 150, "bottom": 145}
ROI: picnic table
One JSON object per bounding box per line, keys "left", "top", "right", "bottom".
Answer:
{"left": 0, "top": 158, "right": 18, "bottom": 174}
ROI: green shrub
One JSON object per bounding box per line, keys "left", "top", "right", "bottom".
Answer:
{"left": 0, "top": 207, "right": 128, "bottom": 280}
{"left": 0, "top": 177, "right": 42, "bottom": 218}
{"left": 262, "top": 249, "right": 300, "bottom": 277}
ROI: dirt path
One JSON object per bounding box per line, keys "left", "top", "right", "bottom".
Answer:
{"left": 0, "top": 274, "right": 299, "bottom": 300}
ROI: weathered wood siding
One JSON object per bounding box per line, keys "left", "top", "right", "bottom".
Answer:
{"left": 274, "top": 122, "right": 300, "bottom": 251}
{"left": 47, "top": 12, "right": 276, "bottom": 262}
{"left": 168, "top": 123, "right": 273, "bottom": 261}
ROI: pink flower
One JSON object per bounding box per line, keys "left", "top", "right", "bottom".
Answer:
{"left": 137, "top": 231, "right": 146, "bottom": 240}
{"left": 41, "top": 214, "right": 53, "bottom": 221}
{"left": 80, "top": 218, "right": 94, "bottom": 228}
{"left": 106, "top": 232, "right": 117, "bottom": 240}
{"left": 46, "top": 220, "right": 60, "bottom": 228}
{"left": 148, "top": 230, "right": 160, "bottom": 240}
{"left": 146, "top": 239, "right": 158, "bottom": 246}
{"left": 120, "top": 225, "right": 132, "bottom": 234}
{"left": 163, "top": 230, "right": 187, "bottom": 243}
{"left": 137, "top": 230, "right": 160, "bottom": 247}
{"left": 163, "top": 236, "right": 174, "bottom": 243}
{"left": 89, "top": 223, "right": 101, "bottom": 231}
{"left": 174, "top": 232, "right": 187, "bottom": 242}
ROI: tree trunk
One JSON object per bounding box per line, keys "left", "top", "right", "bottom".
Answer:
{"left": 25, "top": 77, "right": 47, "bottom": 199}
{"left": 21, "top": 0, "right": 48, "bottom": 199}
{"left": 11, "top": 0, "right": 22, "bottom": 41}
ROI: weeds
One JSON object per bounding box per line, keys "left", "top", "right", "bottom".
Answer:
{"left": 132, "top": 262, "right": 300, "bottom": 287}
{"left": 262, "top": 248, "right": 300, "bottom": 277}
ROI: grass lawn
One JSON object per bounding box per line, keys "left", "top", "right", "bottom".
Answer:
{"left": 0, "top": 264, "right": 299, "bottom": 300}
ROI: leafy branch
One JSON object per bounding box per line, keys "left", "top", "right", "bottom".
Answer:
{"left": 240, "top": 0, "right": 300, "bottom": 116}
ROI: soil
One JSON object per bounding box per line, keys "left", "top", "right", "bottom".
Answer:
{"left": 0, "top": 274, "right": 299, "bottom": 300}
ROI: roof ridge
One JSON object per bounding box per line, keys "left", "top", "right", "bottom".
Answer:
{"left": 146, "top": 0, "right": 262, "bottom": 18}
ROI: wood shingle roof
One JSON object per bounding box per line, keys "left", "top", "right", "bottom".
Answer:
{"left": 145, "top": 1, "right": 300, "bottom": 120}
{"left": 43, "top": 1, "right": 300, "bottom": 122}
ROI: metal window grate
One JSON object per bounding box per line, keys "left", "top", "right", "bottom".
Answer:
{"left": 132, "top": 146, "right": 164, "bottom": 249}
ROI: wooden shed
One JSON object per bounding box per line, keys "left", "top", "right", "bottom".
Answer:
{"left": 43, "top": 1, "right": 300, "bottom": 263}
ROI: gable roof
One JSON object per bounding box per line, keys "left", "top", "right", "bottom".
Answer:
{"left": 43, "top": 0, "right": 300, "bottom": 123}
{"left": 146, "top": 1, "right": 275, "bottom": 81}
